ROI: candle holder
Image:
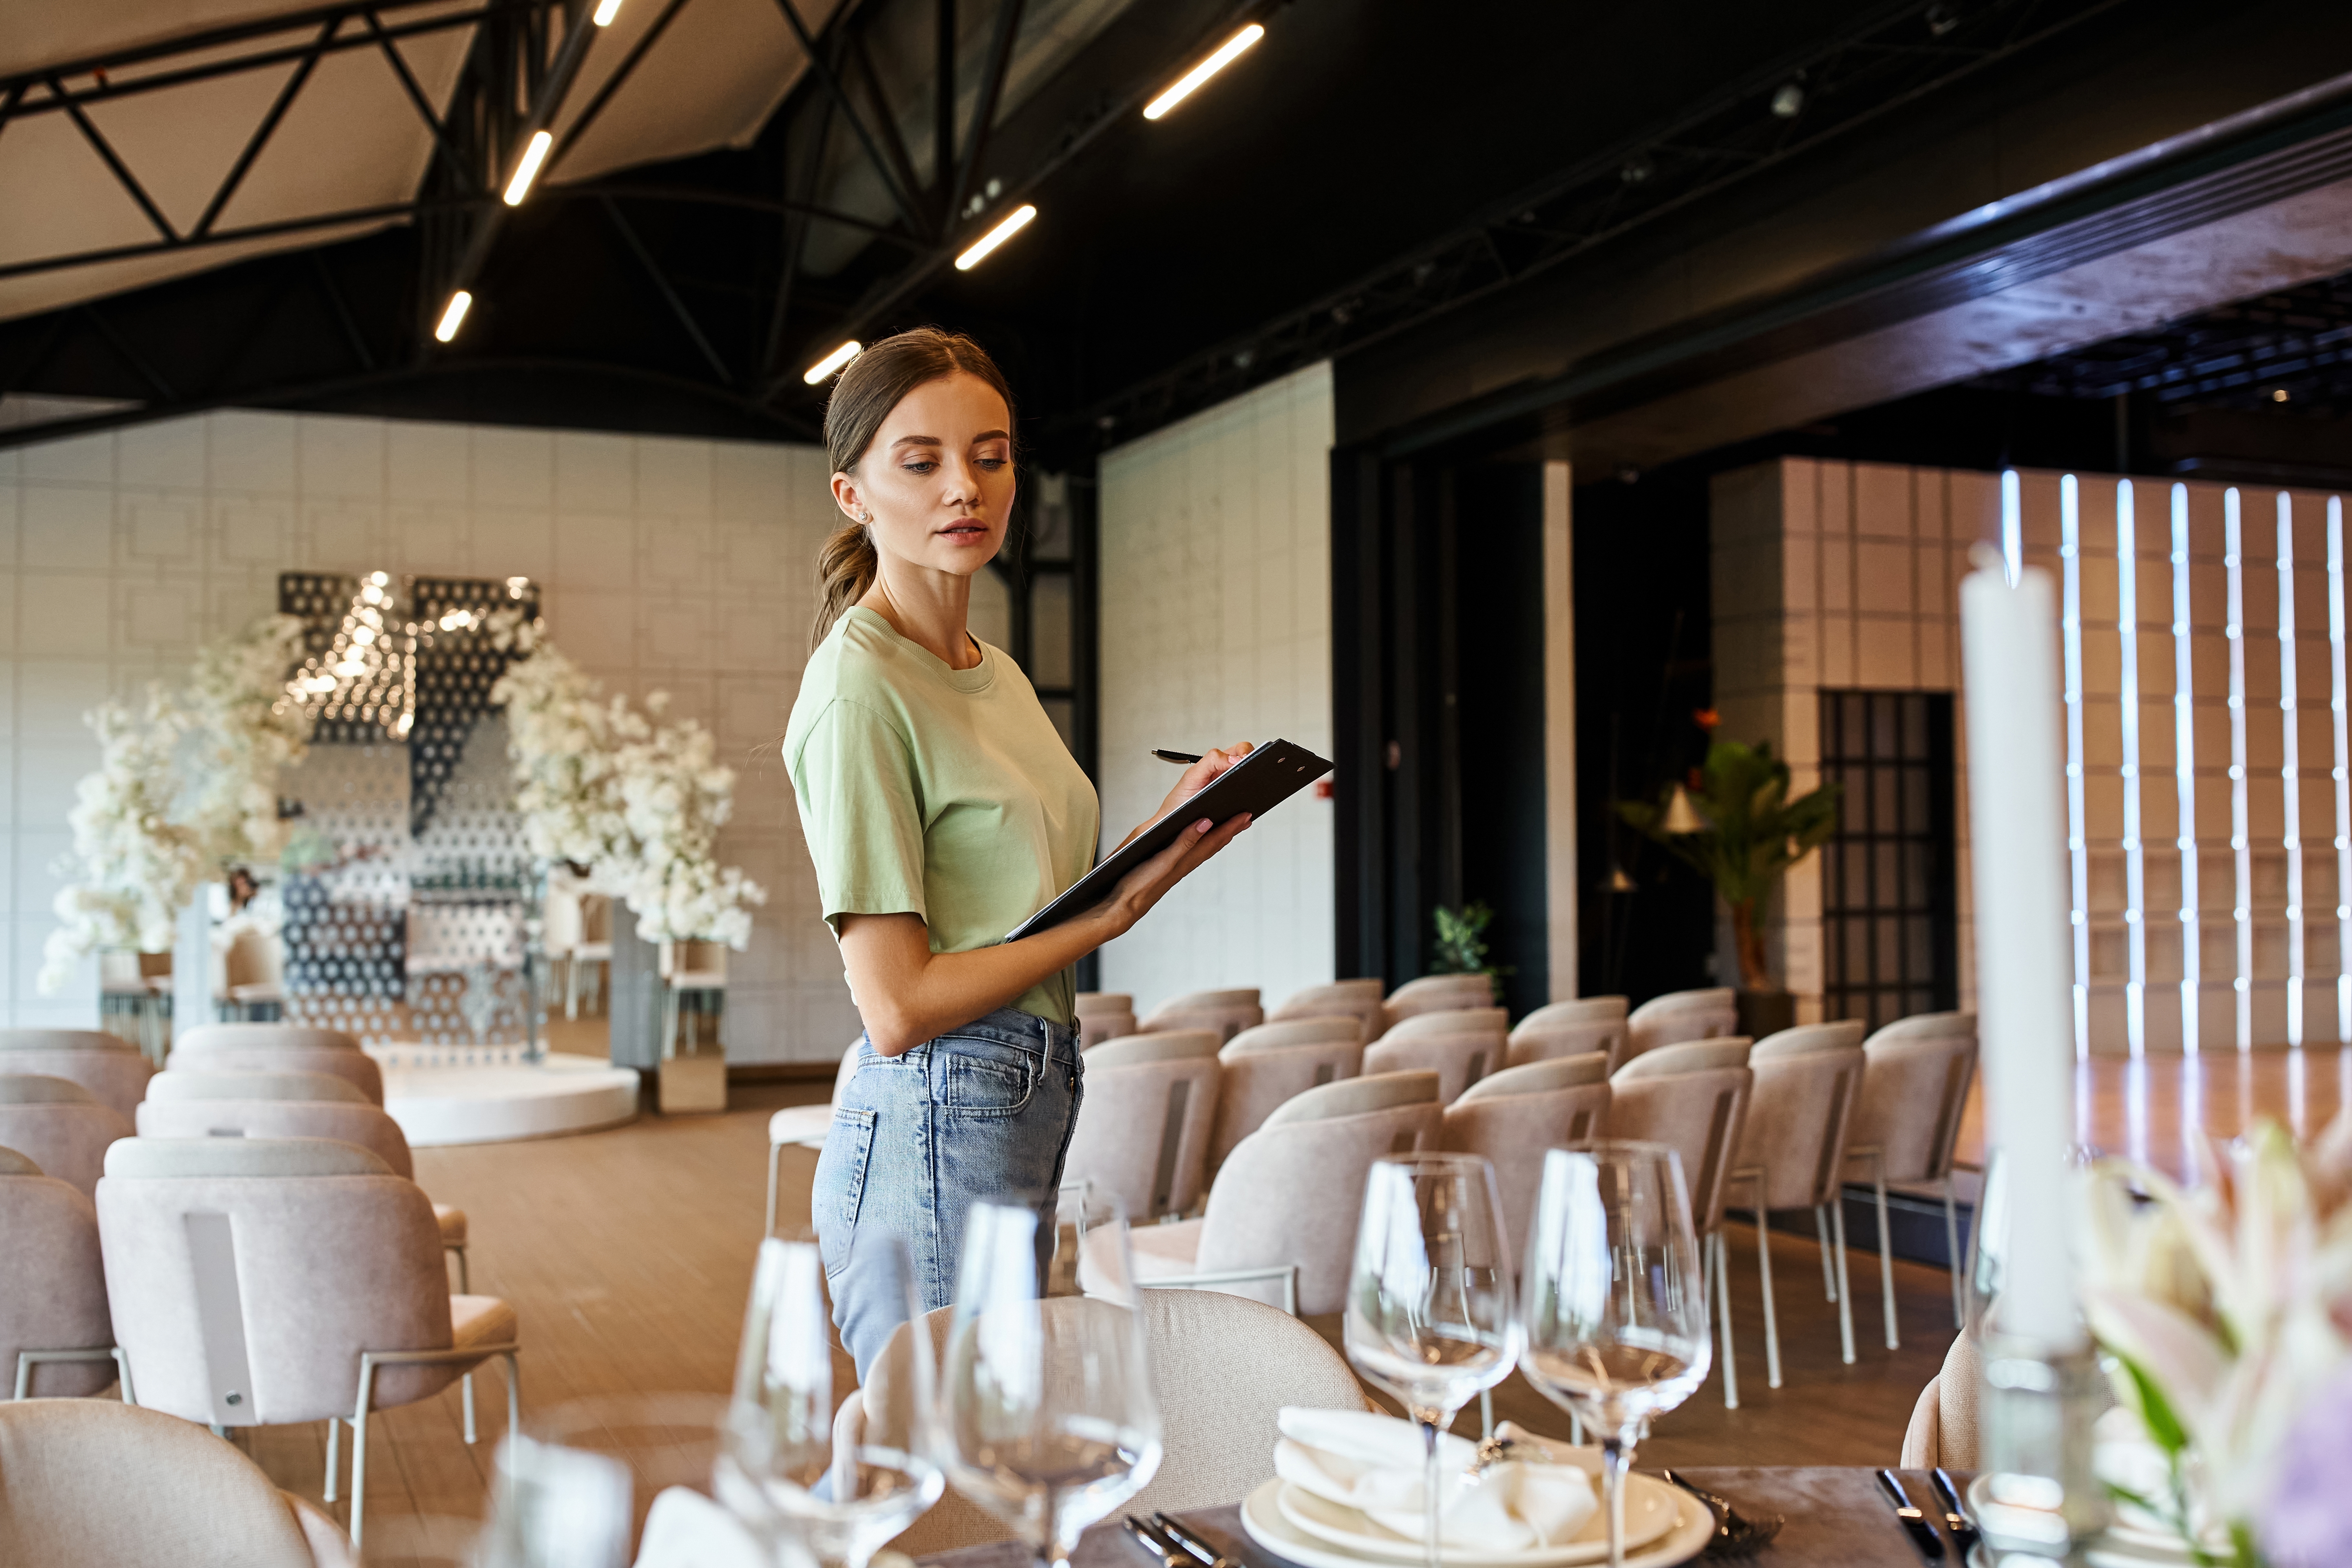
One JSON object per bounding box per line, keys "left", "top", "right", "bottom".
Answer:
{"left": 1968, "top": 1328, "right": 2111, "bottom": 1566}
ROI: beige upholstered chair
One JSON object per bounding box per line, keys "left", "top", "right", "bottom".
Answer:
{"left": 1607, "top": 1038, "right": 1754, "bottom": 1405}
{"left": 1140, "top": 987, "right": 1263, "bottom": 1045}
{"left": 1376, "top": 974, "right": 1494, "bottom": 1038}
{"left": 766, "top": 1039, "right": 865, "bottom": 1234}
{"left": 1899, "top": 1329, "right": 1979, "bottom": 1469}
{"left": 0, "top": 1398, "right": 357, "bottom": 1567}
{"left": 1074, "top": 991, "right": 1140, "bottom": 1048}
{"left": 1846, "top": 1014, "right": 1979, "bottom": 1343}
{"left": 0, "top": 1029, "right": 156, "bottom": 1122}
{"left": 1206, "top": 1018, "right": 1364, "bottom": 1172}
{"left": 1507, "top": 997, "right": 1629, "bottom": 1073}
{"left": 1269, "top": 978, "right": 1385, "bottom": 1045}
{"left": 168, "top": 1023, "right": 384, "bottom": 1104}
{"left": 1727, "top": 1021, "right": 1868, "bottom": 1387}
{"left": 1625, "top": 987, "right": 1738, "bottom": 1061}
{"left": 853, "top": 1288, "right": 1370, "bottom": 1557}
{"left": 140, "top": 1071, "right": 473, "bottom": 1289}
{"left": 1086, "top": 1071, "right": 1442, "bottom": 1314}
{"left": 0, "top": 1076, "right": 133, "bottom": 1203}
{"left": 1442, "top": 1055, "right": 1611, "bottom": 1244}
{"left": 1364, "top": 1009, "right": 1506, "bottom": 1103}
{"left": 97, "top": 1137, "right": 521, "bottom": 1549}
{"left": 1, "top": 1144, "right": 125, "bottom": 1400}
{"left": 1066, "top": 1031, "right": 1222, "bottom": 1221}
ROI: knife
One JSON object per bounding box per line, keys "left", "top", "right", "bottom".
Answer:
{"left": 1124, "top": 1516, "right": 1190, "bottom": 1568}
{"left": 1930, "top": 1468, "right": 1981, "bottom": 1554}
{"left": 1152, "top": 1513, "right": 1239, "bottom": 1568}
{"left": 1876, "top": 1469, "right": 1947, "bottom": 1559}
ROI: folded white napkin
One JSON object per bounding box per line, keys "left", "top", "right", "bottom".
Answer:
{"left": 632, "top": 1485, "right": 769, "bottom": 1568}
{"left": 1274, "top": 1409, "right": 1597, "bottom": 1552}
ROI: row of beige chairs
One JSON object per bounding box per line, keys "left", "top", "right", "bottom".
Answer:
{"left": 1075, "top": 980, "right": 1741, "bottom": 1061}
{"left": 0, "top": 1023, "right": 508, "bottom": 1549}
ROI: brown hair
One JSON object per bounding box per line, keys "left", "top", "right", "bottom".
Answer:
{"left": 810, "top": 327, "right": 1017, "bottom": 650}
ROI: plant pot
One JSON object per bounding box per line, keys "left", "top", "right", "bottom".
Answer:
{"left": 1735, "top": 989, "right": 1795, "bottom": 1040}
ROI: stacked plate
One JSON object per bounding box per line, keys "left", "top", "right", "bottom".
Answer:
{"left": 1239, "top": 1446, "right": 1714, "bottom": 1568}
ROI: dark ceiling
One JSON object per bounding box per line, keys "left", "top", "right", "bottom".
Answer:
{"left": 3, "top": 0, "right": 2342, "bottom": 473}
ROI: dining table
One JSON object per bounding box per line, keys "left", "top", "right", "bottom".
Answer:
{"left": 917, "top": 1468, "right": 1979, "bottom": 1568}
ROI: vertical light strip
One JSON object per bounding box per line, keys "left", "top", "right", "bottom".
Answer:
{"left": 2172, "top": 483, "right": 2200, "bottom": 1054}
{"left": 2062, "top": 475, "right": 2091, "bottom": 1059}
{"left": 2226, "top": 488, "right": 2254, "bottom": 1050}
{"left": 2001, "top": 469, "right": 2024, "bottom": 585}
{"left": 2118, "top": 480, "right": 2148, "bottom": 1056}
{"left": 2330, "top": 495, "right": 2352, "bottom": 1045}
{"left": 2280, "top": 492, "right": 2306, "bottom": 1049}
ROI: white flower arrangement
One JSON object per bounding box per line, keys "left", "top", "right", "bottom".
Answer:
{"left": 40, "top": 615, "right": 316, "bottom": 993}
{"left": 489, "top": 611, "right": 765, "bottom": 947}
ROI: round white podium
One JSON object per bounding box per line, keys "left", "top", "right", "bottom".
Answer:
{"left": 364, "top": 1045, "right": 640, "bottom": 1147}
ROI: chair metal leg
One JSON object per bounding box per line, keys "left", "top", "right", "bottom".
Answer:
{"left": 765, "top": 1137, "right": 785, "bottom": 1238}
{"left": 448, "top": 1243, "right": 470, "bottom": 1294}
{"left": 1830, "top": 1197, "right": 1857, "bottom": 1365}
{"left": 566, "top": 956, "right": 582, "bottom": 1021}
{"left": 1944, "top": 1173, "right": 1966, "bottom": 1328}
{"left": 113, "top": 1347, "right": 135, "bottom": 1405}
{"left": 1873, "top": 1160, "right": 1900, "bottom": 1349}
{"left": 350, "top": 1360, "right": 378, "bottom": 1550}
{"left": 1814, "top": 1206, "right": 1839, "bottom": 1301}
{"left": 1711, "top": 1230, "right": 1739, "bottom": 1410}
{"left": 463, "top": 1373, "right": 477, "bottom": 1443}
{"left": 1480, "top": 1387, "right": 1494, "bottom": 1440}
{"left": 502, "top": 1350, "right": 521, "bottom": 1446}
{"left": 325, "top": 1415, "right": 341, "bottom": 1503}
{"left": 1752, "top": 1176, "right": 1782, "bottom": 1389}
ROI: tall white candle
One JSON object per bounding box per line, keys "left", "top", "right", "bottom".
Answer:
{"left": 1960, "top": 550, "right": 2082, "bottom": 1347}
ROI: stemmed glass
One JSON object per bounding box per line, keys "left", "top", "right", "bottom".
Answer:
{"left": 719, "top": 1233, "right": 945, "bottom": 1568}
{"left": 936, "top": 1190, "right": 1163, "bottom": 1568}
{"left": 1519, "top": 1142, "right": 1712, "bottom": 1568}
{"left": 1342, "top": 1153, "right": 1523, "bottom": 1568}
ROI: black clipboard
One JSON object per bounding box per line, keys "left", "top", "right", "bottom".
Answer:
{"left": 1003, "top": 738, "right": 1333, "bottom": 942}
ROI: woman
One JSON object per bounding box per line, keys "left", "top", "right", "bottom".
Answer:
{"left": 783, "top": 327, "right": 1252, "bottom": 1372}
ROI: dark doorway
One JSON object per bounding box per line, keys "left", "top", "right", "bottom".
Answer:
{"left": 1817, "top": 690, "right": 1961, "bottom": 1027}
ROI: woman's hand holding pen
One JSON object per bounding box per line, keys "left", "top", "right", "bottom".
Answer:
{"left": 1090, "top": 740, "right": 1256, "bottom": 937}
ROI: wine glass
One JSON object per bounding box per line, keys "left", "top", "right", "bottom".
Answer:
{"left": 475, "top": 1393, "right": 733, "bottom": 1568}
{"left": 936, "top": 1189, "right": 1162, "bottom": 1568}
{"left": 720, "top": 1234, "right": 945, "bottom": 1568}
{"left": 1519, "top": 1142, "right": 1712, "bottom": 1568}
{"left": 1342, "top": 1153, "right": 1522, "bottom": 1568}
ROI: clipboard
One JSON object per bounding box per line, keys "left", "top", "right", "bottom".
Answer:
{"left": 1003, "top": 738, "right": 1333, "bottom": 942}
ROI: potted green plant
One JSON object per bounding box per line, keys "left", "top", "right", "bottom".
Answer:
{"left": 1427, "top": 901, "right": 1514, "bottom": 1001}
{"left": 1617, "top": 732, "right": 1840, "bottom": 1038}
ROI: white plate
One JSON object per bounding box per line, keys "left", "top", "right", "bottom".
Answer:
{"left": 1243, "top": 1478, "right": 1713, "bottom": 1568}
{"left": 1276, "top": 1468, "right": 1676, "bottom": 1566}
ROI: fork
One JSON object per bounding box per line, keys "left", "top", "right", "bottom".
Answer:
{"left": 1659, "top": 1471, "right": 1786, "bottom": 1559}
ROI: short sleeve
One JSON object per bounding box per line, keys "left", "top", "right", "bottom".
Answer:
{"left": 788, "top": 699, "right": 928, "bottom": 929}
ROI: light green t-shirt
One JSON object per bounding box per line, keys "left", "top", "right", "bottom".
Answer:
{"left": 783, "top": 606, "right": 1100, "bottom": 1025}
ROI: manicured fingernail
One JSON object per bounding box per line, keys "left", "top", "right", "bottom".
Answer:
{"left": 1196, "top": 819, "right": 1212, "bottom": 832}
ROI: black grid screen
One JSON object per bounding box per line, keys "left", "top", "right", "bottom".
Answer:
{"left": 1818, "top": 691, "right": 1960, "bottom": 1029}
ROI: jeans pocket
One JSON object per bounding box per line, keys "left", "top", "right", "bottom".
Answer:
{"left": 814, "top": 1106, "right": 877, "bottom": 1277}
{"left": 934, "top": 1037, "right": 1039, "bottom": 1117}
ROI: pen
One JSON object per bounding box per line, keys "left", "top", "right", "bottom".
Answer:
{"left": 1150, "top": 749, "right": 1202, "bottom": 764}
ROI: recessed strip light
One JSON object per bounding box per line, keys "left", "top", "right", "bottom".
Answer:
{"left": 2060, "top": 473, "right": 2090, "bottom": 1060}
{"left": 2279, "top": 492, "right": 2305, "bottom": 1048}
{"left": 593, "top": 0, "right": 623, "bottom": 23}
{"left": 804, "top": 340, "right": 862, "bottom": 385}
{"left": 434, "top": 290, "right": 473, "bottom": 343}
{"left": 2226, "top": 487, "right": 2253, "bottom": 1050}
{"left": 2171, "top": 484, "right": 2199, "bottom": 1055}
{"left": 954, "top": 203, "right": 1036, "bottom": 271}
{"left": 504, "top": 130, "right": 555, "bottom": 206}
{"left": 2329, "top": 495, "right": 2352, "bottom": 1044}
{"left": 2117, "top": 480, "right": 2146, "bottom": 1058}
{"left": 1142, "top": 22, "right": 1266, "bottom": 120}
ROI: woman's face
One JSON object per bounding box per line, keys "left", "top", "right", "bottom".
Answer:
{"left": 833, "top": 372, "right": 1015, "bottom": 579}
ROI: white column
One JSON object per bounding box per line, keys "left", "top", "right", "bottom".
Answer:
{"left": 1542, "top": 460, "right": 1579, "bottom": 1000}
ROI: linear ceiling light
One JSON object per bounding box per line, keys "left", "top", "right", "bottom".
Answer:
{"left": 804, "top": 340, "right": 862, "bottom": 384}
{"left": 954, "top": 204, "right": 1036, "bottom": 271}
{"left": 1143, "top": 23, "right": 1265, "bottom": 119}
{"left": 434, "top": 290, "right": 473, "bottom": 343}
{"left": 504, "top": 130, "right": 555, "bottom": 206}
{"left": 593, "top": 0, "right": 624, "bottom": 22}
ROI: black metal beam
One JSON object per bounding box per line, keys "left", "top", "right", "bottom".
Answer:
{"left": 53, "top": 77, "right": 177, "bottom": 241}
{"left": 82, "top": 304, "right": 177, "bottom": 401}
{"left": 194, "top": 21, "right": 336, "bottom": 239}
{"left": 551, "top": 0, "right": 693, "bottom": 166}
{"left": 366, "top": 9, "right": 477, "bottom": 192}
{"left": 934, "top": 0, "right": 956, "bottom": 228}
{"left": 947, "top": 0, "right": 1022, "bottom": 222}
{"left": 599, "top": 195, "right": 734, "bottom": 385}
{"left": 770, "top": 0, "right": 929, "bottom": 236}
{"left": 848, "top": 28, "right": 931, "bottom": 237}
{"left": 311, "top": 252, "right": 378, "bottom": 372}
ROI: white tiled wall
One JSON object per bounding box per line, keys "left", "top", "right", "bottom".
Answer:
{"left": 1715, "top": 456, "right": 2352, "bottom": 1055}
{"left": 1095, "top": 362, "right": 1337, "bottom": 1018}
{"left": 0, "top": 402, "right": 857, "bottom": 1062}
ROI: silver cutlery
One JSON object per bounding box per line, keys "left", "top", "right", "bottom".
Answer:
{"left": 1875, "top": 1469, "right": 1947, "bottom": 1560}
{"left": 1152, "top": 1512, "right": 1243, "bottom": 1568}
{"left": 1659, "top": 1470, "right": 1785, "bottom": 1558}
{"left": 1930, "top": 1468, "right": 1981, "bottom": 1555}
{"left": 1124, "top": 1515, "right": 1190, "bottom": 1568}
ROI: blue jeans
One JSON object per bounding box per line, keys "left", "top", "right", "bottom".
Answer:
{"left": 813, "top": 1006, "right": 1084, "bottom": 1378}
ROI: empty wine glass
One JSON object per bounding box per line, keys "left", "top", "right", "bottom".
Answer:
{"left": 1343, "top": 1153, "right": 1522, "bottom": 1568}
{"left": 936, "top": 1190, "right": 1162, "bottom": 1568}
{"left": 1519, "top": 1142, "right": 1712, "bottom": 1568}
{"left": 720, "top": 1234, "right": 944, "bottom": 1568}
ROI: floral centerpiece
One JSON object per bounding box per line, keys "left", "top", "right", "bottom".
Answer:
{"left": 2079, "top": 1120, "right": 2352, "bottom": 1567}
